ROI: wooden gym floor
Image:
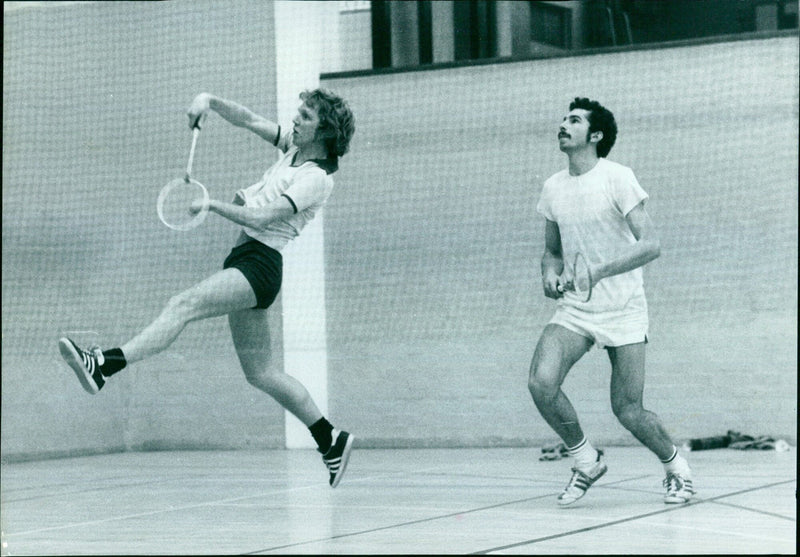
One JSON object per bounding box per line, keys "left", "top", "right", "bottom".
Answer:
{"left": 1, "top": 446, "right": 795, "bottom": 555}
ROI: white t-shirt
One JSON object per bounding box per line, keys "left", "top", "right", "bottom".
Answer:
{"left": 236, "top": 131, "right": 336, "bottom": 251}
{"left": 536, "top": 158, "right": 649, "bottom": 312}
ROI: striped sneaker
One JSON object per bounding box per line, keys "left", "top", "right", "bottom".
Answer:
{"left": 321, "top": 429, "right": 354, "bottom": 488}
{"left": 557, "top": 449, "right": 607, "bottom": 506}
{"left": 663, "top": 472, "right": 695, "bottom": 503}
{"left": 58, "top": 337, "right": 105, "bottom": 394}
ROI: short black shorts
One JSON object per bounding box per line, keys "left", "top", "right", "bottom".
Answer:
{"left": 223, "top": 240, "right": 282, "bottom": 309}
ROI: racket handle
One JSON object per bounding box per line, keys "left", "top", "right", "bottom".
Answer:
{"left": 191, "top": 112, "right": 208, "bottom": 130}
{"left": 556, "top": 282, "right": 573, "bottom": 293}
{"left": 185, "top": 127, "right": 201, "bottom": 178}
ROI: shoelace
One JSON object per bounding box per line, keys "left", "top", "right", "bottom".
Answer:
{"left": 88, "top": 346, "right": 105, "bottom": 366}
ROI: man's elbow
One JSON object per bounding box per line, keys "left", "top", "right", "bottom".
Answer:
{"left": 254, "top": 207, "right": 291, "bottom": 233}
{"left": 543, "top": 246, "right": 561, "bottom": 260}
{"left": 247, "top": 210, "right": 273, "bottom": 233}
{"left": 254, "top": 215, "right": 276, "bottom": 233}
{"left": 649, "top": 238, "right": 661, "bottom": 261}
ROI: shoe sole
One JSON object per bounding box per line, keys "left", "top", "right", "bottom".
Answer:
{"left": 330, "top": 433, "right": 355, "bottom": 488}
{"left": 58, "top": 338, "right": 99, "bottom": 395}
{"left": 664, "top": 493, "right": 695, "bottom": 504}
{"left": 557, "top": 464, "right": 608, "bottom": 506}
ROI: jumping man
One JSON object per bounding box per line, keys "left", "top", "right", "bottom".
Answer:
{"left": 59, "top": 89, "right": 356, "bottom": 488}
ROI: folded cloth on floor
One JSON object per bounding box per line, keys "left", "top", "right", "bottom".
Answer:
{"left": 727, "top": 431, "right": 775, "bottom": 450}
{"left": 685, "top": 430, "right": 790, "bottom": 451}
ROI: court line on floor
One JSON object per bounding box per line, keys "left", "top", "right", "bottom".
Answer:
{"left": 0, "top": 474, "right": 226, "bottom": 504}
{"left": 473, "top": 478, "right": 795, "bottom": 554}
{"left": 1, "top": 465, "right": 448, "bottom": 538}
{"left": 709, "top": 499, "right": 796, "bottom": 521}
{"left": 243, "top": 475, "right": 652, "bottom": 554}
{"left": 642, "top": 515, "right": 795, "bottom": 543}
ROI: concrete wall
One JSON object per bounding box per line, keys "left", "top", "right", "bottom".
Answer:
{"left": 3, "top": 0, "right": 285, "bottom": 459}
{"left": 321, "top": 36, "right": 798, "bottom": 448}
{"left": 3, "top": 0, "right": 797, "bottom": 459}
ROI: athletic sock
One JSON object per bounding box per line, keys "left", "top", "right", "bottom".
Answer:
{"left": 661, "top": 445, "right": 691, "bottom": 476}
{"left": 100, "top": 348, "right": 127, "bottom": 376}
{"left": 309, "top": 417, "right": 334, "bottom": 454}
{"left": 567, "top": 437, "right": 599, "bottom": 470}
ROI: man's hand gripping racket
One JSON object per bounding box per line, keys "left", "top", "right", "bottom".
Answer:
{"left": 557, "top": 252, "right": 594, "bottom": 303}
{"left": 157, "top": 113, "right": 210, "bottom": 231}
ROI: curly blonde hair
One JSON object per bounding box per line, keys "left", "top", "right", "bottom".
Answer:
{"left": 300, "top": 88, "right": 355, "bottom": 158}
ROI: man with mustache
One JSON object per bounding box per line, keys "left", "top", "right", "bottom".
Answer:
{"left": 529, "top": 97, "right": 694, "bottom": 506}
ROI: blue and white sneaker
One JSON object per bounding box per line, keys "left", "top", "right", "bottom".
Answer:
{"left": 322, "top": 429, "right": 354, "bottom": 488}
{"left": 58, "top": 337, "right": 105, "bottom": 394}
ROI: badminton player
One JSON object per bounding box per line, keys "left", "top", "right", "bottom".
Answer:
{"left": 529, "top": 98, "right": 694, "bottom": 505}
{"left": 59, "top": 89, "right": 356, "bottom": 488}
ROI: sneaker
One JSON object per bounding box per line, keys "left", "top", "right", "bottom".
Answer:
{"left": 663, "top": 472, "right": 695, "bottom": 503}
{"left": 321, "top": 429, "right": 354, "bottom": 488}
{"left": 557, "top": 449, "right": 607, "bottom": 506}
{"left": 58, "top": 337, "right": 105, "bottom": 394}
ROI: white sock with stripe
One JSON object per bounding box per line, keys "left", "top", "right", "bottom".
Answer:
{"left": 661, "top": 445, "right": 691, "bottom": 476}
{"left": 567, "top": 437, "right": 598, "bottom": 470}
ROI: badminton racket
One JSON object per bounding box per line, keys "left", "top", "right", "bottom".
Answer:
{"left": 157, "top": 114, "right": 210, "bottom": 231}
{"left": 557, "top": 252, "right": 593, "bottom": 302}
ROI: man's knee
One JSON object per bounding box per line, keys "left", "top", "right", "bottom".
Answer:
{"left": 245, "top": 369, "right": 278, "bottom": 391}
{"left": 165, "top": 289, "right": 202, "bottom": 320}
{"left": 528, "top": 366, "right": 560, "bottom": 402}
{"left": 240, "top": 352, "right": 275, "bottom": 385}
{"left": 612, "top": 399, "right": 643, "bottom": 428}
{"left": 245, "top": 370, "right": 266, "bottom": 388}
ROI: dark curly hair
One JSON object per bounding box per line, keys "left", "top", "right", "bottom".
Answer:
{"left": 300, "top": 88, "right": 355, "bottom": 158}
{"left": 569, "top": 97, "right": 617, "bottom": 158}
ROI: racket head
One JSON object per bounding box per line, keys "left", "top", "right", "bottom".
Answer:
{"left": 157, "top": 178, "right": 209, "bottom": 231}
{"left": 572, "top": 252, "right": 593, "bottom": 302}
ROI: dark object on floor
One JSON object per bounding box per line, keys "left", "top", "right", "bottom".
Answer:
{"left": 687, "top": 430, "right": 789, "bottom": 451}
{"left": 539, "top": 442, "right": 569, "bottom": 461}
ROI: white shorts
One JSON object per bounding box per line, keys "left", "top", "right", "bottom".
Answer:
{"left": 549, "top": 292, "right": 649, "bottom": 349}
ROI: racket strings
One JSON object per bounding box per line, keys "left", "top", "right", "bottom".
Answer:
{"left": 157, "top": 178, "right": 209, "bottom": 231}
{"left": 572, "top": 254, "right": 592, "bottom": 301}
{"left": 157, "top": 124, "right": 209, "bottom": 231}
